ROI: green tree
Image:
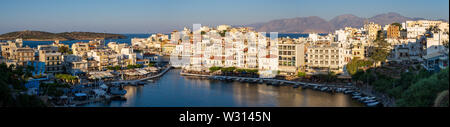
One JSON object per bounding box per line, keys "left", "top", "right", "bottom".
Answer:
{"left": 219, "top": 30, "right": 227, "bottom": 37}
{"left": 58, "top": 46, "right": 71, "bottom": 54}
{"left": 0, "top": 63, "right": 46, "bottom": 107}
{"left": 55, "top": 74, "right": 78, "bottom": 85}
{"left": 370, "top": 39, "right": 390, "bottom": 66}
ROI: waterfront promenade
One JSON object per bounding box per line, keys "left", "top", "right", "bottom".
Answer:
{"left": 111, "top": 65, "right": 173, "bottom": 85}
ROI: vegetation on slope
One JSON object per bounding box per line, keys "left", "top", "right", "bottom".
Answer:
{"left": 0, "top": 30, "right": 126, "bottom": 41}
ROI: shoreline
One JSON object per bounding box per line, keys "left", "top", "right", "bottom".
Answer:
{"left": 70, "top": 68, "right": 383, "bottom": 107}
{"left": 180, "top": 71, "right": 385, "bottom": 107}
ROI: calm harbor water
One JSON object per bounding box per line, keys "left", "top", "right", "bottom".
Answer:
{"left": 17, "top": 33, "right": 322, "bottom": 48}
{"left": 83, "top": 69, "right": 363, "bottom": 107}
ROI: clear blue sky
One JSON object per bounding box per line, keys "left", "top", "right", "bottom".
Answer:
{"left": 0, "top": 0, "right": 448, "bottom": 34}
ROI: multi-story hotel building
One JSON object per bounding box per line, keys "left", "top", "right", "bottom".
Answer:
{"left": 277, "top": 38, "right": 306, "bottom": 75}
{"left": 306, "top": 43, "right": 351, "bottom": 74}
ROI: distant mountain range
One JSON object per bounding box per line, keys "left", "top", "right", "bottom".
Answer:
{"left": 247, "top": 12, "right": 448, "bottom": 33}
{"left": 0, "top": 31, "right": 127, "bottom": 41}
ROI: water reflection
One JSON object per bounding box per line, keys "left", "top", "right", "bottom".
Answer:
{"left": 83, "top": 69, "right": 363, "bottom": 107}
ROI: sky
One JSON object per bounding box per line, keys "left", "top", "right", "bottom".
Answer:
{"left": 0, "top": 0, "right": 448, "bottom": 34}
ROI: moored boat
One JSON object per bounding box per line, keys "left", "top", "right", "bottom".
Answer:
{"left": 366, "top": 102, "right": 380, "bottom": 107}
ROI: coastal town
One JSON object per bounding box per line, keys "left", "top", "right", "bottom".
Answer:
{"left": 0, "top": 20, "right": 449, "bottom": 107}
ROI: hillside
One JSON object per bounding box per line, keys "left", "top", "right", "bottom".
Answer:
{"left": 0, "top": 31, "right": 127, "bottom": 41}
{"left": 248, "top": 12, "right": 445, "bottom": 33}
{"left": 329, "top": 14, "right": 366, "bottom": 30}
{"left": 253, "top": 16, "right": 334, "bottom": 33}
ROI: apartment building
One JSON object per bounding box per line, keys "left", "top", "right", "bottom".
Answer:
{"left": 1, "top": 39, "right": 23, "bottom": 60}
{"left": 88, "top": 49, "right": 119, "bottom": 71}
{"left": 72, "top": 42, "right": 90, "bottom": 57}
{"left": 387, "top": 25, "right": 400, "bottom": 39}
{"left": 351, "top": 43, "right": 366, "bottom": 60}
{"left": 277, "top": 39, "right": 306, "bottom": 75}
{"left": 38, "top": 45, "right": 63, "bottom": 74}
{"left": 364, "top": 22, "right": 381, "bottom": 41}
{"left": 12, "top": 47, "right": 35, "bottom": 65}
{"left": 406, "top": 20, "right": 446, "bottom": 39}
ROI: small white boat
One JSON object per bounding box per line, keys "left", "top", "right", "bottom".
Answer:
{"left": 352, "top": 92, "right": 362, "bottom": 96}
{"left": 320, "top": 87, "right": 328, "bottom": 91}
{"left": 344, "top": 90, "right": 353, "bottom": 94}
{"left": 352, "top": 95, "right": 362, "bottom": 99}
{"left": 364, "top": 99, "right": 377, "bottom": 104}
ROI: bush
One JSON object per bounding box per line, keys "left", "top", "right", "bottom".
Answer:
{"left": 396, "top": 68, "right": 449, "bottom": 107}
{"left": 297, "top": 72, "right": 306, "bottom": 77}
{"left": 106, "top": 66, "right": 121, "bottom": 70}
{"left": 220, "top": 67, "right": 236, "bottom": 73}
{"left": 127, "top": 64, "right": 143, "bottom": 69}
{"left": 347, "top": 59, "right": 373, "bottom": 75}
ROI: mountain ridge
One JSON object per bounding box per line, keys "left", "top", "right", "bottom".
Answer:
{"left": 247, "top": 12, "right": 447, "bottom": 33}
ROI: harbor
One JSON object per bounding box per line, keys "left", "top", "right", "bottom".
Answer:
{"left": 51, "top": 65, "right": 173, "bottom": 107}
{"left": 181, "top": 73, "right": 383, "bottom": 107}
{"left": 81, "top": 69, "right": 364, "bottom": 107}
